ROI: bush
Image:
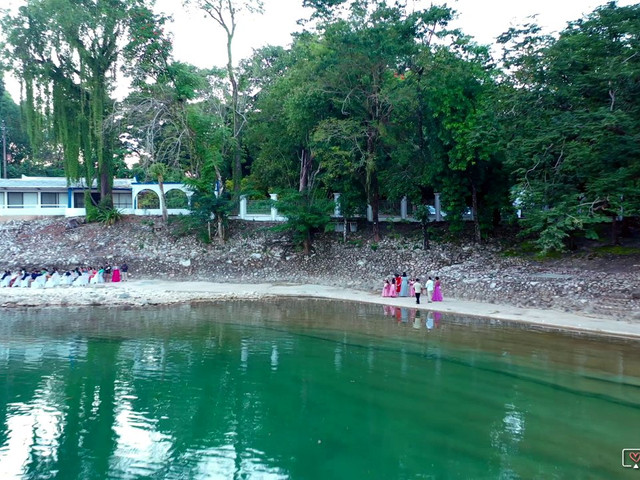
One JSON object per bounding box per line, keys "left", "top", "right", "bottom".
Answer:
{"left": 95, "top": 206, "right": 123, "bottom": 226}
{"left": 272, "top": 189, "right": 333, "bottom": 255}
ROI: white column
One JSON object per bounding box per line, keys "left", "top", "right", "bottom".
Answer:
{"left": 158, "top": 187, "right": 165, "bottom": 213}
{"left": 239, "top": 195, "right": 247, "bottom": 219}
{"left": 401, "top": 196, "right": 408, "bottom": 219}
{"left": 367, "top": 204, "right": 373, "bottom": 222}
{"left": 270, "top": 193, "right": 278, "bottom": 221}
{"left": 333, "top": 193, "right": 341, "bottom": 217}
{"left": 434, "top": 192, "right": 442, "bottom": 222}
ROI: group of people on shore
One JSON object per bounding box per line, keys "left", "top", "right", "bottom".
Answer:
{"left": 382, "top": 272, "right": 443, "bottom": 304}
{"left": 0, "top": 263, "right": 129, "bottom": 289}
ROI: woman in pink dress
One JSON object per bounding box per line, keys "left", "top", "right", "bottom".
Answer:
{"left": 382, "top": 279, "right": 391, "bottom": 297}
{"left": 409, "top": 279, "right": 415, "bottom": 297}
{"left": 389, "top": 278, "right": 398, "bottom": 297}
{"left": 432, "top": 276, "right": 443, "bottom": 302}
{"left": 112, "top": 266, "right": 121, "bottom": 283}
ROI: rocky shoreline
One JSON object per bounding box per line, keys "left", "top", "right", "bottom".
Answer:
{"left": 1, "top": 217, "right": 639, "bottom": 321}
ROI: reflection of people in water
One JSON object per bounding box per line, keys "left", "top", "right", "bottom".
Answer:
{"left": 400, "top": 307, "right": 409, "bottom": 323}
{"left": 413, "top": 310, "right": 421, "bottom": 329}
{"left": 434, "top": 311, "right": 443, "bottom": 328}
{"left": 383, "top": 305, "right": 393, "bottom": 316}
{"left": 426, "top": 312, "right": 434, "bottom": 330}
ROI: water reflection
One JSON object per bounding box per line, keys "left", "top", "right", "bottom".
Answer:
{"left": 270, "top": 345, "right": 279, "bottom": 371}
{"left": 1, "top": 376, "right": 66, "bottom": 479}
{"left": 381, "top": 305, "right": 443, "bottom": 331}
{"left": 0, "top": 301, "right": 639, "bottom": 479}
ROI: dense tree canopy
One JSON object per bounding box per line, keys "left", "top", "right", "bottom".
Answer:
{"left": 1, "top": 0, "right": 638, "bottom": 252}
{"left": 1, "top": 0, "right": 169, "bottom": 208}
{"left": 499, "top": 2, "right": 640, "bottom": 252}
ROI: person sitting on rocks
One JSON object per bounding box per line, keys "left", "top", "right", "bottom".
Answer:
{"left": 13, "top": 270, "right": 26, "bottom": 288}
{"left": 45, "top": 270, "right": 61, "bottom": 288}
{"left": 28, "top": 269, "right": 44, "bottom": 288}
{"left": 7, "top": 271, "right": 20, "bottom": 288}
{"left": 61, "top": 270, "right": 72, "bottom": 286}
{"left": 1, "top": 270, "right": 11, "bottom": 287}
{"left": 72, "top": 269, "right": 90, "bottom": 287}
{"left": 90, "top": 267, "right": 105, "bottom": 285}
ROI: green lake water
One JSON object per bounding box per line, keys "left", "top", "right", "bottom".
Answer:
{"left": 1, "top": 300, "right": 639, "bottom": 479}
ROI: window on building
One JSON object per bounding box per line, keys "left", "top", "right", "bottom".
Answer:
{"left": 73, "top": 191, "right": 103, "bottom": 208}
{"left": 7, "top": 192, "right": 23, "bottom": 208}
{"left": 113, "top": 192, "right": 132, "bottom": 209}
{"left": 73, "top": 192, "right": 85, "bottom": 208}
{"left": 41, "top": 192, "right": 61, "bottom": 208}
{"left": 23, "top": 193, "right": 37, "bottom": 207}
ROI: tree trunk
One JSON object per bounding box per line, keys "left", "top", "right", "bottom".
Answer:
{"left": 370, "top": 173, "right": 380, "bottom": 242}
{"left": 299, "top": 148, "right": 312, "bottom": 192}
{"left": 158, "top": 175, "right": 168, "bottom": 222}
{"left": 99, "top": 168, "right": 112, "bottom": 208}
{"left": 472, "top": 183, "right": 481, "bottom": 244}
{"left": 611, "top": 216, "right": 619, "bottom": 246}
{"left": 303, "top": 233, "right": 311, "bottom": 255}
{"left": 343, "top": 216, "right": 348, "bottom": 243}
{"left": 226, "top": 28, "right": 242, "bottom": 194}
{"left": 218, "top": 215, "right": 225, "bottom": 242}
{"left": 213, "top": 164, "right": 227, "bottom": 242}
{"left": 422, "top": 222, "right": 430, "bottom": 250}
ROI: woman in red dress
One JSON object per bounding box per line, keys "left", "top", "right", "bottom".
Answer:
{"left": 112, "top": 266, "right": 121, "bottom": 283}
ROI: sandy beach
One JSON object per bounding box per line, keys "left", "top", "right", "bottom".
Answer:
{"left": 2, "top": 279, "right": 639, "bottom": 340}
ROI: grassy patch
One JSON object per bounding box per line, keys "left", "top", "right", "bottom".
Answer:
{"left": 593, "top": 246, "right": 640, "bottom": 256}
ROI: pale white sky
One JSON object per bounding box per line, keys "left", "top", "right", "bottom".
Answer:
{"left": 3, "top": 0, "right": 635, "bottom": 101}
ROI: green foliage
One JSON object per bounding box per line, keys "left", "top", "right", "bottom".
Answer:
{"left": 0, "top": 77, "right": 32, "bottom": 173}
{"left": 272, "top": 189, "right": 334, "bottom": 254}
{"left": 95, "top": 207, "right": 124, "bottom": 226}
{"left": 2, "top": 0, "right": 170, "bottom": 200}
{"left": 87, "top": 198, "right": 123, "bottom": 225}
{"left": 169, "top": 214, "right": 211, "bottom": 244}
{"left": 166, "top": 190, "right": 189, "bottom": 209}
{"left": 2, "top": 1, "right": 636, "bottom": 255}
{"left": 138, "top": 191, "right": 160, "bottom": 209}
{"left": 594, "top": 246, "right": 640, "bottom": 256}
{"left": 413, "top": 205, "right": 431, "bottom": 225}
{"left": 499, "top": 2, "right": 640, "bottom": 251}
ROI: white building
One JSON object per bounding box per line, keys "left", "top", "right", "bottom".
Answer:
{"left": 0, "top": 176, "right": 192, "bottom": 219}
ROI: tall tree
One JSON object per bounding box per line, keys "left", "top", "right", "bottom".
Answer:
{"left": 499, "top": 2, "right": 640, "bottom": 251}
{"left": 0, "top": 75, "right": 32, "bottom": 177}
{"left": 245, "top": 35, "right": 334, "bottom": 194}
{"left": 2, "top": 0, "right": 168, "bottom": 207}
{"left": 306, "top": 0, "right": 433, "bottom": 240}
{"left": 184, "top": 0, "right": 263, "bottom": 194}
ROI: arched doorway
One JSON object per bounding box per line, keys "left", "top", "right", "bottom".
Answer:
{"left": 166, "top": 189, "right": 189, "bottom": 209}
{"left": 136, "top": 189, "right": 160, "bottom": 209}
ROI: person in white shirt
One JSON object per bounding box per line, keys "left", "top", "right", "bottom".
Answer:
{"left": 425, "top": 276, "right": 434, "bottom": 303}
{"left": 413, "top": 279, "right": 423, "bottom": 304}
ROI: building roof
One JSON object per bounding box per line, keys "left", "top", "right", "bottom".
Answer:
{"left": 0, "top": 175, "right": 135, "bottom": 190}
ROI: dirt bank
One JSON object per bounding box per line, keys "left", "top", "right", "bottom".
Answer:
{"left": 1, "top": 216, "right": 639, "bottom": 321}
